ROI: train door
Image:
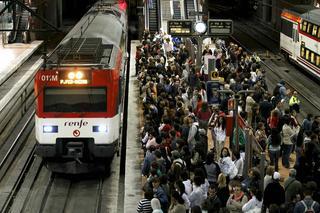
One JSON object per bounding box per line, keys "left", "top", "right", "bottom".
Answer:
{"left": 280, "top": 18, "right": 294, "bottom": 57}
{"left": 292, "top": 23, "right": 299, "bottom": 60}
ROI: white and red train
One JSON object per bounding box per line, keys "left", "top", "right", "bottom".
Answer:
{"left": 280, "top": 6, "right": 320, "bottom": 79}
{"left": 34, "top": 0, "right": 128, "bottom": 173}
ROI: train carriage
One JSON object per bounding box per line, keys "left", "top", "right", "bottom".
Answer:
{"left": 280, "top": 6, "right": 320, "bottom": 79}
{"left": 34, "top": 1, "right": 128, "bottom": 173}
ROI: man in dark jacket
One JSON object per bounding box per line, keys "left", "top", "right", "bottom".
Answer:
{"left": 202, "top": 184, "right": 221, "bottom": 213}
{"left": 263, "top": 172, "right": 285, "bottom": 211}
{"left": 284, "top": 169, "right": 302, "bottom": 203}
{"left": 259, "top": 94, "right": 273, "bottom": 123}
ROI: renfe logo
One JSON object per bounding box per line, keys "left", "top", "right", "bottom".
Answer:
{"left": 64, "top": 120, "right": 88, "bottom": 128}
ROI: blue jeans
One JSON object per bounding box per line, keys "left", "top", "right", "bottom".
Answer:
{"left": 269, "top": 149, "right": 281, "bottom": 171}
{"left": 282, "top": 144, "right": 292, "bottom": 168}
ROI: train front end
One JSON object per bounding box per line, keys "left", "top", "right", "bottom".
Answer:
{"left": 34, "top": 63, "right": 122, "bottom": 173}
{"left": 34, "top": 1, "right": 127, "bottom": 173}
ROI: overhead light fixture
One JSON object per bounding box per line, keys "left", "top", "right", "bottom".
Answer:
{"left": 194, "top": 21, "right": 207, "bottom": 34}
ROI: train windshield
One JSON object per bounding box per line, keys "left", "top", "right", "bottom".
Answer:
{"left": 44, "top": 87, "right": 107, "bottom": 112}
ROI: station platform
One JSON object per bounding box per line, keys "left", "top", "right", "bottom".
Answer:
{"left": 124, "top": 40, "right": 143, "bottom": 212}
{"left": 0, "top": 40, "right": 43, "bottom": 85}
{"left": 124, "top": 39, "right": 294, "bottom": 211}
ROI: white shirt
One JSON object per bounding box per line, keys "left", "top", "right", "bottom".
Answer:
{"left": 242, "top": 196, "right": 262, "bottom": 212}
{"left": 188, "top": 185, "right": 205, "bottom": 208}
{"left": 250, "top": 71, "right": 257, "bottom": 82}
{"left": 183, "top": 179, "right": 192, "bottom": 196}
{"left": 182, "top": 69, "right": 189, "bottom": 80}
{"left": 201, "top": 179, "right": 210, "bottom": 198}
{"left": 234, "top": 158, "right": 244, "bottom": 177}
{"left": 219, "top": 157, "right": 238, "bottom": 179}
{"left": 181, "top": 193, "right": 191, "bottom": 210}
{"left": 214, "top": 126, "right": 226, "bottom": 142}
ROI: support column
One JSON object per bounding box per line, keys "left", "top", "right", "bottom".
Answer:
{"left": 144, "top": 2, "right": 149, "bottom": 30}
{"left": 271, "top": 0, "right": 277, "bottom": 26}
{"left": 45, "top": 0, "right": 57, "bottom": 27}
{"left": 57, "top": 0, "right": 62, "bottom": 28}
{"left": 160, "top": 0, "right": 171, "bottom": 33}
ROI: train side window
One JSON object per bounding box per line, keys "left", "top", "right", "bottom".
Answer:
{"left": 305, "top": 49, "right": 310, "bottom": 61}
{"left": 318, "top": 28, "right": 320, "bottom": 39}
{"left": 316, "top": 55, "right": 320, "bottom": 67}
{"left": 301, "top": 47, "right": 305, "bottom": 58}
{"left": 307, "top": 22, "right": 313, "bottom": 34}
{"left": 310, "top": 52, "right": 315, "bottom": 64}
{"left": 301, "top": 21, "right": 307, "bottom": 32}
{"left": 312, "top": 25, "right": 318, "bottom": 36}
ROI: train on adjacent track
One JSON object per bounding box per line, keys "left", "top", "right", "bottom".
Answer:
{"left": 34, "top": 0, "right": 128, "bottom": 173}
{"left": 280, "top": 6, "right": 320, "bottom": 79}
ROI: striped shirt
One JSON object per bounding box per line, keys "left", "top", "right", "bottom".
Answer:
{"left": 137, "top": 198, "right": 152, "bottom": 213}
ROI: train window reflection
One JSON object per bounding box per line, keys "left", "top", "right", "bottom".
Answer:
{"left": 301, "top": 21, "right": 307, "bottom": 32}
{"left": 312, "top": 25, "right": 318, "bottom": 36}
{"left": 316, "top": 56, "right": 320, "bottom": 67}
{"left": 307, "top": 22, "right": 313, "bottom": 34}
{"left": 310, "top": 52, "right": 315, "bottom": 64}
{"left": 301, "top": 47, "right": 305, "bottom": 58}
{"left": 305, "top": 49, "right": 310, "bottom": 60}
{"left": 44, "top": 87, "right": 107, "bottom": 112}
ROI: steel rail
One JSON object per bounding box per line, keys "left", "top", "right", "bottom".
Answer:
{"left": 0, "top": 110, "right": 34, "bottom": 170}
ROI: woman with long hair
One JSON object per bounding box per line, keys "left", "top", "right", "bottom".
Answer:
{"left": 219, "top": 147, "right": 238, "bottom": 180}
{"left": 213, "top": 116, "right": 226, "bottom": 160}
{"left": 217, "top": 173, "right": 230, "bottom": 213}
{"left": 203, "top": 151, "right": 221, "bottom": 185}
{"left": 268, "top": 128, "right": 281, "bottom": 171}
{"left": 255, "top": 122, "right": 267, "bottom": 151}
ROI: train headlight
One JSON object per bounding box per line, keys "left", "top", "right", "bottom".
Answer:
{"left": 68, "top": 72, "right": 75, "bottom": 79}
{"left": 43, "top": 125, "right": 58, "bottom": 133}
{"left": 93, "top": 125, "right": 107, "bottom": 132}
{"left": 76, "top": 71, "right": 83, "bottom": 79}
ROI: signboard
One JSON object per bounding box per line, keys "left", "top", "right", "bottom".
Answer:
{"left": 207, "top": 19, "right": 233, "bottom": 36}
{"left": 167, "top": 20, "right": 193, "bottom": 36}
{"left": 206, "top": 80, "right": 223, "bottom": 105}
{"left": 188, "top": 10, "right": 207, "bottom": 16}
{"left": 210, "top": 71, "right": 219, "bottom": 80}
{"left": 204, "top": 55, "right": 215, "bottom": 75}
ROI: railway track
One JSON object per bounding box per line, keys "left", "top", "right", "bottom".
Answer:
{"left": 0, "top": 48, "right": 122, "bottom": 212}
{"left": 230, "top": 25, "right": 320, "bottom": 122}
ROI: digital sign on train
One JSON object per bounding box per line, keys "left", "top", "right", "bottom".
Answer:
{"left": 208, "top": 19, "right": 233, "bottom": 36}
{"left": 167, "top": 20, "right": 193, "bottom": 36}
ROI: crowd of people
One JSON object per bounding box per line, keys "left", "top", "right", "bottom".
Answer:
{"left": 135, "top": 29, "right": 320, "bottom": 213}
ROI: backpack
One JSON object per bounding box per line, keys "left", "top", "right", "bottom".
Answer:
{"left": 273, "top": 84, "right": 281, "bottom": 97}
{"left": 301, "top": 200, "right": 316, "bottom": 213}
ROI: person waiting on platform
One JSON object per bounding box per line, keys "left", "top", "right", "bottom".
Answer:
{"left": 226, "top": 181, "right": 248, "bottom": 213}
{"left": 289, "top": 91, "right": 300, "bottom": 113}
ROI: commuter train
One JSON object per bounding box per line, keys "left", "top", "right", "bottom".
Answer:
{"left": 280, "top": 6, "right": 320, "bottom": 79}
{"left": 34, "top": 0, "right": 128, "bottom": 173}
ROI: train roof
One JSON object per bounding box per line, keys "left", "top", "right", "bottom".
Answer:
{"left": 283, "top": 5, "right": 315, "bottom": 14}
{"left": 300, "top": 8, "right": 320, "bottom": 25}
{"left": 47, "top": 38, "right": 115, "bottom": 66}
{"left": 283, "top": 5, "right": 320, "bottom": 25}
{"left": 47, "top": 1, "right": 127, "bottom": 68}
